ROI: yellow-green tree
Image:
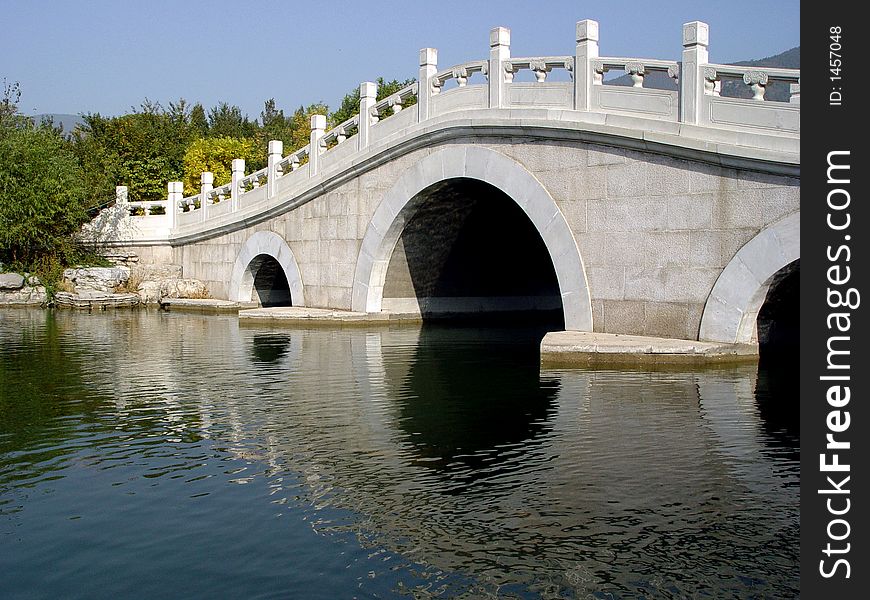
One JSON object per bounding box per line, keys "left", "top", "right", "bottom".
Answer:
{"left": 182, "top": 137, "right": 263, "bottom": 196}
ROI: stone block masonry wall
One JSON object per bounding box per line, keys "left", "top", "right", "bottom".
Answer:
{"left": 493, "top": 139, "right": 799, "bottom": 338}
{"left": 162, "top": 136, "right": 797, "bottom": 340}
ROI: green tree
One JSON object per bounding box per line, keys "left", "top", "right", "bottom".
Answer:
{"left": 190, "top": 102, "right": 209, "bottom": 137}
{"left": 0, "top": 122, "right": 90, "bottom": 270}
{"left": 207, "top": 102, "right": 256, "bottom": 138}
{"left": 73, "top": 99, "right": 195, "bottom": 205}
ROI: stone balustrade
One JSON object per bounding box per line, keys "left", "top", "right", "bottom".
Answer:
{"left": 105, "top": 18, "right": 799, "bottom": 244}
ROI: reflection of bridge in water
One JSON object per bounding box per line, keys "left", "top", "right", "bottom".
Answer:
{"left": 15, "top": 309, "right": 798, "bottom": 595}
{"left": 92, "top": 18, "right": 800, "bottom": 355}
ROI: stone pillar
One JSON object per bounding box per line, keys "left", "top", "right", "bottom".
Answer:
{"left": 267, "top": 141, "right": 282, "bottom": 199}
{"left": 200, "top": 171, "right": 213, "bottom": 222}
{"left": 231, "top": 158, "right": 245, "bottom": 210}
{"left": 488, "top": 26, "right": 511, "bottom": 108}
{"left": 358, "top": 82, "right": 377, "bottom": 150}
{"left": 574, "top": 20, "right": 599, "bottom": 111}
{"left": 418, "top": 47, "right": 438, "bottom": 122}
{"left": 309, "top": 114, "right": 326, "bottom": 177}
{"left": 167, "top": 181, "right": 183, "bottom": 229}
{"left": 790, "top": 81, "right": 801, "bottom": 104}
{"left": 680, "top": 21, "right": 709, "bottom": 125}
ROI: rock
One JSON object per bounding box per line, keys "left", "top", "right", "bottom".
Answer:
{"left": 132, "top": 264, "right": 183, "bottom": 281}
{"left": 27, "top": 275, "right": 41, "bottom": 286}
{"left": 63, "top": 266, "right": 131, "bottom": 293}
{"left": 0, "top": 273, "right": 25, "bottom": 291}
{"left": 160, "top": 278, "right": 209, "bottom": 299}
{"left": 0, "top": 285, "right": 47, "bottom": 305}
{"left": 54, "top": 291, "right": 140, "bottom": 309}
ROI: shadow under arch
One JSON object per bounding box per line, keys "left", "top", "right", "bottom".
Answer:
{"left": 351, "top": 146, "right": 592, "bottom": 331}
{"left": 228, "top": 231, "right": 305, "bottom": 306}
{"left": 699, "top": 212, "right": 799, "bottom": 344}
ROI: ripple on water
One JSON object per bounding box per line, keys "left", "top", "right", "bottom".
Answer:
{"left": 0, "top": 309, "right": 799, "bottom": 598}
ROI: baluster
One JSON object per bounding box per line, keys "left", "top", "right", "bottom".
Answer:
{"left": 703, "top": 67, "right": 721, "bottom": 96}
{"left": 743, "top": 71, "right": 768, "bottom": 101}
{"left": 529, "top": 60, "right": 549, "bottom": 83}
{"left": 453, "top": 67, "right": 468, "bottom": 87}
{"left": 626, "top": 62, "right": 645, "bottom": 87}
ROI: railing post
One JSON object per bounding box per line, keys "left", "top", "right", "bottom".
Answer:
{"left": 200, "top": 171, "right": 213, "bottom": 222}
{"left": 418, "top": 48, "right": 438, "bottom": 122}
{"left": 489, "top": 26, "right": 510, "bottom": 108}
{"left": 790, "top": 80, "right": 801, "bottom": 104}
{"left": 266, "top": 141, "right": 281, "bottom": 199}
{"left": 167, "top": 181, "right": 182, "bottom": 229}
{"left": 574, "top": 20, "right": 599, "bottom": 111}
{"left": 680, "top": 21, "right": 709, "bottom": 125}
{"left": 115, "top": 185, "right": 128, "bottom": 206}
{"left": 358, "top": 82, "right": 377, "bottom": 151}
{"left": 309, "top": 114, "right": 326, "bottom": 177}
{"left": 231, "top": 158, "right": 245, "bottom": 211}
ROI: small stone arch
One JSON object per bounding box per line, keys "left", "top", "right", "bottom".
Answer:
{"left": 699, "top": 212, "right": 799, "bottom": 344}
{"left": 351, "top": 146, "right": 593, "bottom": 331}
{"left": 229, "top": 231, "right": 305, "bottom": 306}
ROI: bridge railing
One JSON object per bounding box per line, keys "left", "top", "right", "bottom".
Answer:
{"left": 111, "top": 18, "right": 799, "bottom": 240}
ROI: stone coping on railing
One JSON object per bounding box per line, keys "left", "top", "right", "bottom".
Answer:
{"left": 109, "top": 17, "right": 799, "bottom": 244}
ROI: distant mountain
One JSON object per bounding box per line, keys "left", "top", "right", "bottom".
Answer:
{"left": 32, "top": 113, "right": 85, "bottom": 135}
{"left": 607, "top": 46, "right": 800, "bottom": 102}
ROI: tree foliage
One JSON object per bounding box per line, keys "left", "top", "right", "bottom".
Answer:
{"left": 0, "top": 121, "right": 89, "bottom": 270}
{"left": 182, "top": 137, "right": 261, "bottom": 196}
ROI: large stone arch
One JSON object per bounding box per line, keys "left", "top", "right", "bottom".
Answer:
{"left": 699, "top": 212, "right": 799, "bottom": 344}
{"left": 229, "top": 231, "right": 305, "bottom": 306}
{"left": 351, "top": 146, "right": 593, "bottom": 331}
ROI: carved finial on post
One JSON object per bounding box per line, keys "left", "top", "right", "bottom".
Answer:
{"left": 489, "top": 26, "right": 510, "bottom": 108}
{"left": 200, "top": 171, "right": 213, "bottom": 222}
{"left": 358, "top": 82, "right": 377, "bottom": 150}
{"left": 167, "top": 181, "right": 183, "bottom": 229}
{"left": 419, "top": 47, "right": 437, "bottom": 122}
{"left": 309, "top": 114, "right": 326, "bottom": 177}
{"left": 575, "top": 19, "right": 599, "bottom": 111}
{"left": 231, "top": 158, "right": 245, "bottom": 211}
{"left": 267, "top": 141, "right": 282, "bottom": 198}
{"left": 680, "top": 20, "right": 710, "bottom": 125}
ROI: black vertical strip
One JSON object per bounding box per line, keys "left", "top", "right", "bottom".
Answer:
{"left": 801, "top": 4, "right": 867, "bottom": 597}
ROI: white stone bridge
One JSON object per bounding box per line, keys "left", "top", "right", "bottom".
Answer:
{"left": 97, "top": 19, "right": 800, "bottom": 349}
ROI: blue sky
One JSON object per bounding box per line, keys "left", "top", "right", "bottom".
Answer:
{"left": 2, "top": 0, "right": 800, "bottom": 119}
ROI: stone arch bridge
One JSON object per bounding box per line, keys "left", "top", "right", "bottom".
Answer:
{"left": 96, "top": 19, "right": 800, "bottom": 349}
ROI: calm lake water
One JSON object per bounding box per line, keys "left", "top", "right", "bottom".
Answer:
{"left": 0, "top": 309, "right": 799, "bottom": 599}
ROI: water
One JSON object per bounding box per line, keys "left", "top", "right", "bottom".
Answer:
{"left": 0, "top": 309, "right": 799, "bottom": 598}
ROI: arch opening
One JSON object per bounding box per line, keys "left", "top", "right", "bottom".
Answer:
{"left": 381, "top": 178, "right": 563, "bottom": 326}
{"left": 248, "top": 254, "right": 292, "bottom": 307}
{"left": 756, "top": 259, "right": 799, "bottom": 364}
